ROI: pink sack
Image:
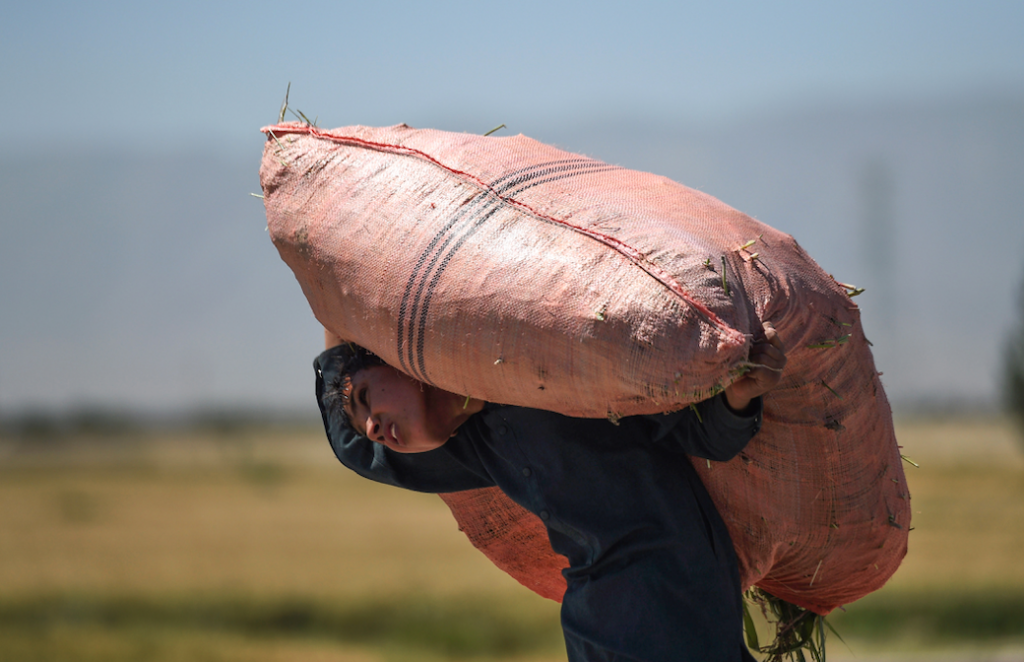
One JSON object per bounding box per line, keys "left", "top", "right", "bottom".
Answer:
{"left": 260, "top": 122, "right": 909, "bottom": 614}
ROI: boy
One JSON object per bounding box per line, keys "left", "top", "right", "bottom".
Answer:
{"left": 315, "top": 324, "right": 785, "bottom": 661}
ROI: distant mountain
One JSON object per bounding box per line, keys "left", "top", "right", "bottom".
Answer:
{"left": 2, "top": 93, "right": 1022, "bottom": 414}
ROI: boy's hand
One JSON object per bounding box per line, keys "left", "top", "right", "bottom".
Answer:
{"left": 325, "top": 327, "right": 345, "bottom": 350}
{"left": 724, "top": 322, "right": 786, "bottom": 414}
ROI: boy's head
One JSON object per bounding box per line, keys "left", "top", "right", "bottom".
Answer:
{"left": 318, "top": 343, "right": 481, "bottom": 454}
{"left": 319, "top": 342, "right": 387, "bottom": 432}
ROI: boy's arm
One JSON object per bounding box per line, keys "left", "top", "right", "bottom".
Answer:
{"left": 326, "top": 423, "right": 495, "bottom": 493}
{"left": 647, "top": 323, "right": 786, "bottom": 461}
{"left": 721, "top": 323, "right": 786, "bottom": 413}
{"left": 647, "top": 394, "right": 763, "bottom": 461}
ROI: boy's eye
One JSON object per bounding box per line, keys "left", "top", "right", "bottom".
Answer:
{"left": 351, "top": 386, "right": 369, "bottom": 436}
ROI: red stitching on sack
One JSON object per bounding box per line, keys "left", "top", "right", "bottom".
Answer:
{"left": 262, "top": 123, "right": 744, "bottom": 345}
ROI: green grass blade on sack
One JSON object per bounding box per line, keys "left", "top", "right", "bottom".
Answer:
{"left": 743, "top": 599, "right": 761, "bottom": 651}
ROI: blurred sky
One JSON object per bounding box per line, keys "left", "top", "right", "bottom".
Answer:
{"left": 2, "top": 0, "right": 1024, "bottom": 415}
{"left": 4, "top": 0, "right": 1023, "bottom": 148}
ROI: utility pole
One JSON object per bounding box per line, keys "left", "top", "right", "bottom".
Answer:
{"left": 860, "top": 159, "right": 896, "bottom": 333}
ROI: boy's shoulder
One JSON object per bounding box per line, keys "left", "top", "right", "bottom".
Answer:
{"left": 464, "top": 400, "right": 666, "bottom": 445}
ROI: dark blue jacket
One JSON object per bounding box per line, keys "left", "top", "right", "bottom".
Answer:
{"left": 316, "top": 347, "right": 761, "bottom": 661}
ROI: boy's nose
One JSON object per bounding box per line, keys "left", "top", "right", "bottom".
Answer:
{"left": 366, "top": 415, "right": 380, "bottom": 439}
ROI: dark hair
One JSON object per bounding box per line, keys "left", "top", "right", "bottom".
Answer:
{"left": 320, "top": 343, "right": 387, "bottom": 434}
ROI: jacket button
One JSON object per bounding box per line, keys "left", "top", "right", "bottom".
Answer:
{"left": 497, "top": 425, "right": 509, "bottom": 435}
{"left": 540, "top": 510, "right": 550, "bottom": 521}
{"left": 521, "top": 467, "right": 532, "bottom": 477}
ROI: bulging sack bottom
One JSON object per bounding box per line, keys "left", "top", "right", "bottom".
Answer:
{"left": 260, "top": 122, "right": 909, "bottom": 614}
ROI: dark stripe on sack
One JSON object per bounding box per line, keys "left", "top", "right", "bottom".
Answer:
{"left": 407, "top": 161, "right": 620, "bottom": 382}
{"left": 401, "top": 160, "right": 603, "bottom": 379}
{"left": 396, "top": 190, "right": 494, "bottom": 376}
{"left": 397, "top": 160, "right": 589, "bottom": 377}
{"left": 487, "top": 158, "right": 591, "bottom": 189}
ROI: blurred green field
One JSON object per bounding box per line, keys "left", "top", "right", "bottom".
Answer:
{"left": 1, "top": 417, "right": 1022, "bottom": 661}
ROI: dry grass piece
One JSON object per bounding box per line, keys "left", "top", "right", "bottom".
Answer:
{"left": 744, "top": 588, "right": 843, "bottom": 662}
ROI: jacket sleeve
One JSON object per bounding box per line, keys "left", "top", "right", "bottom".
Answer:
{"left": 314, "top": 347, "right": 496, "bottom": 494}
{"left": 643, "top": 393, "right": 763, "bottom": 461}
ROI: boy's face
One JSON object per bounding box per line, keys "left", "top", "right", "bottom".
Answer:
{"left": 343, "top": 365, "right": 452, "bottom": 453}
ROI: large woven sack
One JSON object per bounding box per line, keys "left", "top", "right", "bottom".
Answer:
{"left": 260, "top": 122, "right": 909, "bottom": 614}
